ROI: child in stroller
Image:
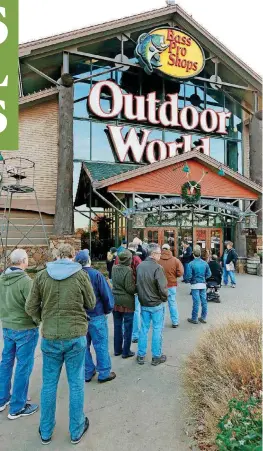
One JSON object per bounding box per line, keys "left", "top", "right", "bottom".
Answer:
{"left": 207, "top": 254, "right": 222, "bottom": 303}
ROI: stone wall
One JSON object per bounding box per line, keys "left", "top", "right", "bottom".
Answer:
{"left": 49, "top": 235, "right": 81, "bottom": 259}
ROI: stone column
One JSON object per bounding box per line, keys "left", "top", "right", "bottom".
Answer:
{"left": 54, "top": 74, "right": 74, "bottom": 235}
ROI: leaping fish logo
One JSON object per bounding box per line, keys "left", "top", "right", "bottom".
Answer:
{"left": 135, "top": 33, "right": 169, "bottom": 75}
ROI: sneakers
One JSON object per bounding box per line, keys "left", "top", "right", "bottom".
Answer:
{"left": 187, "top": 318, "right": 198, "bottom": 324}
{"left": 71, "top": 417, "right": 89, "bottom": 445}
{"left": 39, "top": 427, "right": 52, "bottom": 445}
{"left": 132, "top": 338, "right": 138, "bottom": 343}
{"left": 85, "top": 370, "right": 96, "bottom": 383}
{"left": 172, "top": 324, "right": 179, "bottom": 328}
{"left": 122, "top": 351, "right": 135, "bottom": 359}
{"left": 198, "top": 317, "right": 207, "bottom": 324}
{"left": 231, "top": 284, "right": 236, "bottom": 288}
{"left": 98, "top": 372, "right": 116, "bottom": 384}
{"left": 151, "top": 355, "right": 167, "bottom": 366}
{"left": 136, "top": 356, "right": 145, "bottom": 365}
{"left": 8, "top": 403, "right": 39, "bottom": 420}
{"left": 0, "top": 400, "right": 10, "bottom": 412}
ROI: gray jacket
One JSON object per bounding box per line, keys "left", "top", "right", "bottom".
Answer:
{"left": 136, "top": 257, "right": 168, "bottom": 307}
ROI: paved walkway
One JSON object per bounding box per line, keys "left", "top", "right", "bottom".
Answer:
{"left": 0, "top": 274, "right": 261, "bottom": 451}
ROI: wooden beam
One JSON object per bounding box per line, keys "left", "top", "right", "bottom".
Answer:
{"left": 54, "top": 77, "right": 74, "bottom": 234}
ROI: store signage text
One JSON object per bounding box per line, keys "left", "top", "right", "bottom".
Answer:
{"left": 135, "top": 27, "right": 205, "bottom": 79}
{"left": 0, "top": 2, "right": 18, "bottom": 150}
{"left": 88, "top": 80, "right": 231, "bottom": 164}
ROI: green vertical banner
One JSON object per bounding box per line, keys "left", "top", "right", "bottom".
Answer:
{"left": 0, "top": 0, "right": 18, "bottom": 150}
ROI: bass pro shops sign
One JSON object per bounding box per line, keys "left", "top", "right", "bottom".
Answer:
{"left": 135, "top": 27, "right": 205, "bottom": 79}
{"left": 88, "top": 80, "right": 231, "bottom": 164}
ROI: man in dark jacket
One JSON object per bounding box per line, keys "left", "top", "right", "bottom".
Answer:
{"left": 180, "top": 240, "right": 193, "bottom": 282}
{"left": 159, "top": 244, "right": 184, "bottom": 328}
{"left": 221, "top": 241, "right": 238, "bottom": 288}
{"left": 26, "top": 244, "right": 96, "bottom": 446}
{"left": 75, "top": 250, "right": 116, "bottom": 384}
{"left": 112, "top": 250, "right": 136, "bottom": 359}
{"left": 136, "top": 243, "right": 168, "bottom": 366}
{"left": 0, "top": 249, "right": 39, "bottom": 420}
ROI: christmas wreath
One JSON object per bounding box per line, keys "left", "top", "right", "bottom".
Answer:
{"left": 181, "top": 181, "right": 201, "bottom": 204}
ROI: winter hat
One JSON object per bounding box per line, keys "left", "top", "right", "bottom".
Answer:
{"left": 75, "top": 249, "right": 90, "bottom": 266}
{"left": 110, "top": 247, "right": 117, "bottom": 254}
{"left": 118, "top": 250, "right": 132, "bottom": 266}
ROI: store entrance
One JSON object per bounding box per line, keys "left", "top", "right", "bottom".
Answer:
{"left": 144, "top": 228, "right": 177, "bottom": 256}
{"left": 144, "top": 227, "right": 223, "bottom": 258}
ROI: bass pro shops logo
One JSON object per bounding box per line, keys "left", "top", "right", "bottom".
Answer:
{"left": 135, "top": 27, "right": 205, "bottom": 80}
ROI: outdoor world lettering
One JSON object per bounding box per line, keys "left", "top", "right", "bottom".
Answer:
{"left": 88, "top": 80, "right": 231, "bottom": 164}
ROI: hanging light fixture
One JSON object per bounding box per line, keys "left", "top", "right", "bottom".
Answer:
{"left": 218, "top": 166, "right": 225, "bottom": 176}
{"left": 183, "top": 163, "right": 190, "bottom": 173}
{"left": 0, "top": 152, "right": 4, "bottom": 161}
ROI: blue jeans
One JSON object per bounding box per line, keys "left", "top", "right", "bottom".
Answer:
{"left": 132, "top": 295, "right": 141, "bottom": 340}
{"left": 183, "top": 262, "right": 190, "bottom": 281}
{"left": 223, "top": 267, "right": 236, "bottom": 285}
{"left": 85, "top": 315, "right": 111, "bottom": 381}
{"left": 113, "top": 311, "right": 134, "bottom": 357}
{"left": 168, "top": 287, "right": 179, "bottom": 325}
{"left": 138, "top": 304, "right": 165, "bottom": 359}
{"left": 0, "top": 328, "right": 39, "bottom": 414}
{"left": 191, "top": 289, "right": 207, "bottom": 321}
{"left": 40, "top": 336, "right": 86, "bottom": 441}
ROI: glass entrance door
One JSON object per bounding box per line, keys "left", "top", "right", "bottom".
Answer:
{"left": 144, "top": 228, "right": 177, "bottom": 255}
{"left": 144, "top": 228, "right": 160, "bottom": 244}
{"left": 194, "top": 228, "right": 223, "bottom": 260}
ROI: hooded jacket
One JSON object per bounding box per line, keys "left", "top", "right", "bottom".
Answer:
{"left": 25, "top": 259, "right": 96, "bottom": 340}
{"left": 0, "top": 268, "right": 37, "bottom": 330}
{"left": 112, "top": 251, "right": 136, "bottom": 310}
{"left": 159, "top": 250, "right": 184, "bottom": 287}
{"left": 115, "top": 249, "right": 141, "bottom": 280}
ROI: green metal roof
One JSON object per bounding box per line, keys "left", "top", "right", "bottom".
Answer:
{"left": 84, "top": 161, "right": 142, "bottom": 182}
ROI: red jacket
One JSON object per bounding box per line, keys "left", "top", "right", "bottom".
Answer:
{"left": 159, "top": 250, "right": 184, "bottom": 287}
{"left": 115, "top": 253, "right": 141, "bottom": 280}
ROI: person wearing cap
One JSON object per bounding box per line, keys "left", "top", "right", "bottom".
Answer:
{"left": 133, "top": 237, "right": 147, "bottom": 261}
{"left": 114, "top": 243, "right": 142, "bottom": 343}
{"left": 111, "top": 250, "right": 136, "bottom": 358}
{"left": 117, "top": 239, "right": 127, "bottom": 256}
{"left": 75, "top": 250, "right": 116, "bottom": 384}
{"left": 106, "top": 247, "right": 117, "bottom": 281}
{"left": 159, "top": 244, "right": 184, "bottom": 328}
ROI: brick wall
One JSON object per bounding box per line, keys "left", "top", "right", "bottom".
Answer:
{"left": 1, "top": 99, "right": 59, "bottom": 213}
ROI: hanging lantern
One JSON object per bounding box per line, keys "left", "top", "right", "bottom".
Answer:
{"left": 218, "top": 166, "right": 225, "bottom": 176}
{"left": 0, "top": 152, "right": 4, "bottom": 162}
{"left": 183, "top": 163, "right": 190, "bottom": 173}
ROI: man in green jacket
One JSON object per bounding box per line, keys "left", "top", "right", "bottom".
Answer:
{"left": 0, "top": 249, "right": 39, "bottom": 420}
{"left": 25, "top": 244, "right": 96, "bottom": 446}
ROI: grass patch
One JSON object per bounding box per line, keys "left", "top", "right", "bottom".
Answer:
{"left": 183, "top": 320, "right": 262, "bottom": 448}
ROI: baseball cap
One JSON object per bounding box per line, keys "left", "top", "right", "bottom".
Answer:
{"left": 75, "top": 249, "right": 90, "bottom": 265}
{"left": 162, "top": 244, "right": 170, "bottom": 250}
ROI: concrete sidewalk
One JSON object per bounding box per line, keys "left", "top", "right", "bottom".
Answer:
{"left": 0, "top": 274, "right": 261, "bottom": 451}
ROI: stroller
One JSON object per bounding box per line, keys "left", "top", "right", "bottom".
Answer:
{"left": 206, "top": 277, "right": 221, "bottom": 303}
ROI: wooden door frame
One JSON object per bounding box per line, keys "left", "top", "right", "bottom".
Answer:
{"left": 144, "top": 227, "right": 177, "bottom": 255}
{"left": 193, "top": 227, "right": 223, "bottom": 256}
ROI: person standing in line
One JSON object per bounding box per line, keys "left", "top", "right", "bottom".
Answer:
{"left": 114, "top": 243, "right": 142, "bottom": 344}
{"left": 75, "top": 250, "right": 116, "bottom": 384}
{"left": 106, "top": 247, "right": 117, "bottom": 281}
{"left": 0, "top": 249, "right": 39, "bottom": 419}
{"left": 117, "top": 239, "right": 127, "bottom": 255}
{"left": 186, "top": 245, "right": 212, "bottom": 325}
{"left": 136, "top": 243, "right": 168, "bottom": 366}
{"left": 180, "top": 240, "right": 193, "bottom": 282}
{"left": 221, "top": 241, "right": 238, "bottom": 288}
{"left": 26, "top": 244, "right": 96, "bottom": 446}
{"left": 133, "top": 237, "right": 147, "bottom": 261}
{"left": 159, "top": 244, "right": 184, "bottom": 328}
{"left": 112, "top": 250, "right": 136, "bottom": 359}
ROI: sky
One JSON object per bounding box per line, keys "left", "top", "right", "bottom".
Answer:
{"left": 19, "top": 0, "right": 262, "bottom": 75}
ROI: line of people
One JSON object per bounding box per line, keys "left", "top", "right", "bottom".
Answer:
{"left": 0, "top": 238, "right": 238, "bottom": 445}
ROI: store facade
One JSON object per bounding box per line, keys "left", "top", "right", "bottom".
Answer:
{"left": 2, "top": 5, "right": 262, "bottom": 263}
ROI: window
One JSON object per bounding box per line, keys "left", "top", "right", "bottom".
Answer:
{"left": 74, "top": 120, "right": 91, "bottom": 160}
{"left": 91, "top": 122, "right": 115, "bottom": 161}
{"left": 226, "top": 140, "right": 238, "bottom": 172}
{"left": 210, "top": 137, "right": 225, "bottom": 164}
